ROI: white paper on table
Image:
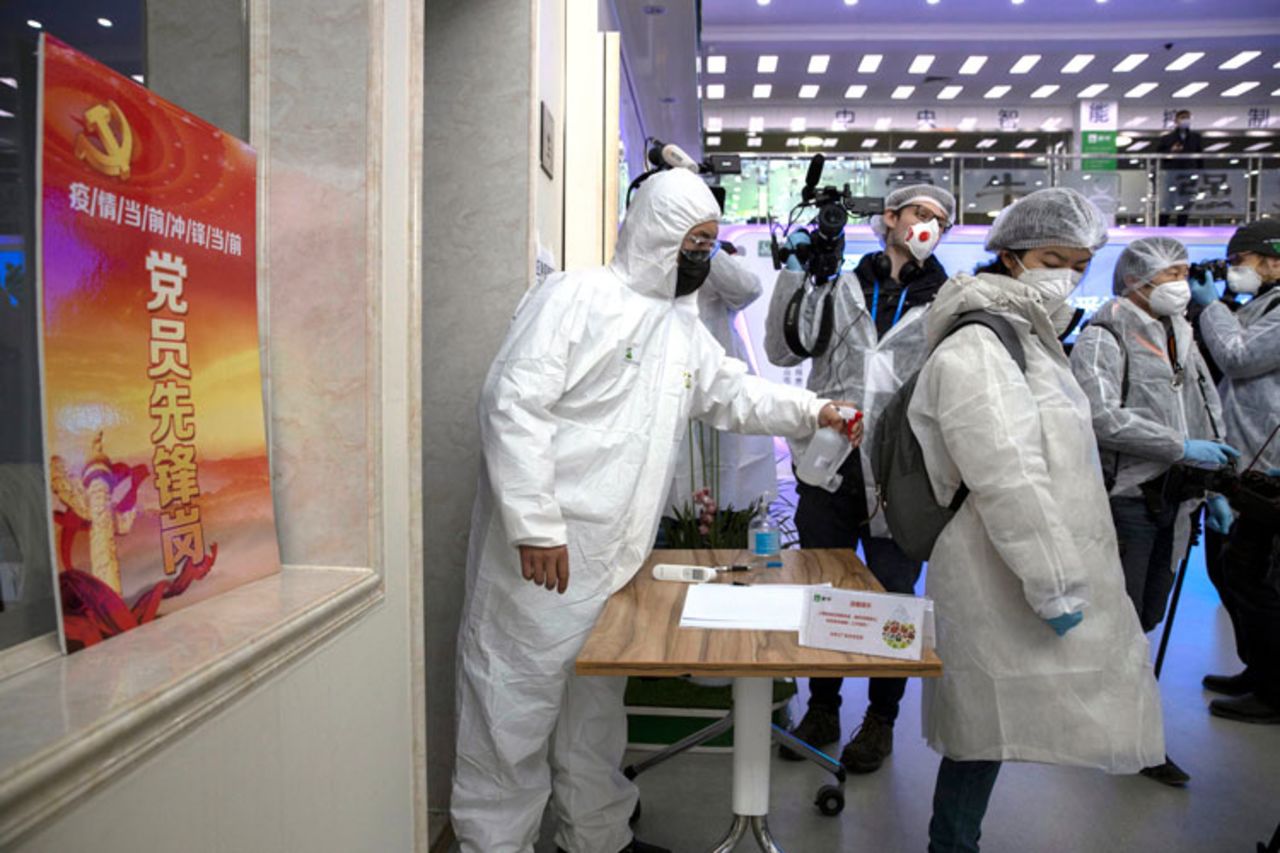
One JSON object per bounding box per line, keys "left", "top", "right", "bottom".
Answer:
{"left": 679, "top": 583, "right": 832, "bottom": 632}
{"left": 798, "top": 588, "right": 933, "bottom": 661}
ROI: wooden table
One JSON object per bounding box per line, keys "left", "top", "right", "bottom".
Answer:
{"left": 577, "top": 548, "right": 942, "bottom": 852}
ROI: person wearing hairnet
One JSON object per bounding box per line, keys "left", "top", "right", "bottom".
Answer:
{"left": 908, "top": 188, "right": 1164, "bottom": 851}
{"left": 764, "top": 183, "right": 956, "bottom": 773}
{"left": 1188, "top": 219, "right": 1280, "bottom": 725}
{"left": 450, "top": 168, "right": 863, "bottom": 853}
{"left": 666, "top": 248, "right": 777, "bottom": 517}
{"left": 1070, "top": 236, "right": 1236, "bottom": 785}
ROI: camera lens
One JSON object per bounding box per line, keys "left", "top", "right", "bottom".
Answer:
{"left": 818, "top": 202, "right": 847, "bottom": 237}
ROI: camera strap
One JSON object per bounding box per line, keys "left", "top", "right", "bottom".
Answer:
{"left": 783, "top": 276, "right": 836, "bottom": 359}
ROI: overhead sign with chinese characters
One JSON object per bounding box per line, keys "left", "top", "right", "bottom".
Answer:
{"left": 38, "top": 35, "right": 280, "bottom": 652}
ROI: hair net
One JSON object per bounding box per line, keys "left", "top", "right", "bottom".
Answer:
{"left": 983, "top": 187, "right": 1109, "bottom": 254}
{"left": 870, "top": 184, "right": 958, "bottom": 242}
{"left": 1111, "top": 236, "right": 1189, "bottom": 295}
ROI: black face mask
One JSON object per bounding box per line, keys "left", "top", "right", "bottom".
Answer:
{"left": 675, "top": 250, "right": 712, "bottom": 298}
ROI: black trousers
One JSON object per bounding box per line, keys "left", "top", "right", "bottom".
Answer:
{"left": 1217, "top": 517, "right": 1280, "bottom": 707}
{"left": 1205, "top": 527, "right": 1251, "bottom": 672}
{"left": 1110, "top": 497, "right": 1182, "bottom": 633}
{"left": 793, "top": 451, "right": 923, "bottom": 722}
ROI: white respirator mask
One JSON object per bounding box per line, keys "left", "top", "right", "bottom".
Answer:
{"left": 1227, "top": 264, "right": 1263, "bottom": 295}
{"left": 1147, "top": 280, "right": 1191, "bottom": 317}
{"left": 1016, "top": 264, "right": 1083, "bottom": 312}
{"left": 904, "top": 218, "right": 942, "bottom": 262}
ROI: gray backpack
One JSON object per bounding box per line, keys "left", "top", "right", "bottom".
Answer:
{"left": 870, "top": 311, "right": 1027, "bottom": 562}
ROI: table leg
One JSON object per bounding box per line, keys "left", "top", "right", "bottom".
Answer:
{"left": 708, "top": 677, "right": 784, "bottom": 852}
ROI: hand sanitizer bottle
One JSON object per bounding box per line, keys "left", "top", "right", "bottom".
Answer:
{"left": 794, "top": 407, "right": 861, "bottom": 493}
{"left": 748, "top": 494, "right": 782, "bottom": 569}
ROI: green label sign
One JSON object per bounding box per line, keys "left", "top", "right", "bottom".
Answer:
{"left": 1082, "top": 130, "right": 1117, "bottom": 172}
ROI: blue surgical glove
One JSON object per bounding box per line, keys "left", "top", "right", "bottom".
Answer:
{"left": 1188, "top": 270, "right": 1220, "bottom": 307}
{"left": 1181, "top": 439, "right": 1241, "bottom": 469}
{"left": 1045, "top": 611, "right": 1084, "bottom": 637}
{"left": 783, "top": 230, "right": 810, "bottom": 272}
{"left": 1206, "top": 494, "right": 1235, "bottom": 535}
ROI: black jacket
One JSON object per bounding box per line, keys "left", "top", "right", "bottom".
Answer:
{"left": 851, "top": 252, "right": 949, "bottom": 337}
{"left": 1156, "top": 127, "right": 1205, "bottom": 171}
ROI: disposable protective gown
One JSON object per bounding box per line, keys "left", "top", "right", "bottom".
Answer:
{"left": 451, "top": 168, "right": 827, "bottom": 853}
{"left": 765, "top": 259, "right": 939, "bottom": 535}
{"left": 907, "top": 271, "right": 1165, "bottom": 770}
{"left": 1070, "top": 297, "right": 1225, "bottom": 576}
{"left": 1198, "top": 287, "right": 1280, "bottom": 470}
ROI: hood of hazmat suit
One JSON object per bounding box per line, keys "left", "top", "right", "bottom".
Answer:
{"left": 1197, "top": 286, "right": 1280, "bottom": 471}
{"left": 905, "top": 270, "right": 1165, "bottom": 771}
{"left": 452, "top": 167, "right": 828, "bottom": 853}
{"left": 668, "top": 252, "right": 776, "bottom": 514}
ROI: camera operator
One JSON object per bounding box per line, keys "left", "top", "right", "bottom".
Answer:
{"left": 1188, "top": 220, "right": 1280, "bottom": 725}
{"left": 1070, "top": 237, "right": 1237, "bottom": 783}
{"left": 765, "top": 183, "right": 956, "bottom": 773}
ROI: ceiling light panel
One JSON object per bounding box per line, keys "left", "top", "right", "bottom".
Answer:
{"left": 959, "top": 56, "right": 988, "bottom": 75}
{"left": 892, "top": 85, "right": 915, "bottom": 99}
{"left": 749, "top": 116, "right": 765, "bottom": 132}
{"left": 937, "top": 138, "right": 957, "bottom": 149}
{"left": 1010, "top": 55, "right": 1041, "bottom": 74}
{"left": 1165, "top": 52, "right": 1204, "bottom": 71}
{"left": 752, "top": 84, "right": 772, "bottom": 98}
{"left": 1220, "top": 50, "right": 1261, "bottom": 70}
{"left": 858, "top": 55, "right": 883, "bottom": 74}
{"left": 757, "top": 55, "right": 778, "bottom": 74}
{"left": 985, "top": 85, "right": 1012, "bottom": 99}
{"left": 1172, "top": 82, "right": 1208, "bottom": 98}
{"left": 706, "top": 55, "right": 726, "bottom": 74}
{"left": 1062, "top": 54, "right": 1095, "bottom": 74}
{"left": 1223, "top": 81, "right": 1260, "bottom": 97}
{"left": 1031, "top": 85, "right": 1059, "bottom": 98}
{"left": 909, "top": 55, "right": 936, "bottom": 74}
{"left": 808, "top": 55, "right": 830, "bottom": 74}
{"left": 938, "top": 85, "right": 963, "bottom": 100}
{"left": 706, "top": 84, "right": 724, "bottom": 99}
{"left": 845, "top": 84, "right": 867, "bottom": 98}
{"left": 1113, "top": 53, "right": 1148, "bottom": 72}
{"left": 790, "top": 117, "right": 807, "bottom": 131}
{"left": 1078, "top": 84, "right": 1108, "bottom": 98}
{"left": 706, "top": 117, "right": 723, "bottom": 131}
{"left": 1124, "top": 82, "right": 1158, "bottom": 98}
{"left": 799, "top": 84, "right": 820, "bottom": 98}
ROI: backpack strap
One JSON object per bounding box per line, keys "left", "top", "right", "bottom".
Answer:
{"left": 933, "top": 310, "right": 1029, "bottom": 511}
{"left": 1085, "top": 319, "right": 1130, "bottom": 405}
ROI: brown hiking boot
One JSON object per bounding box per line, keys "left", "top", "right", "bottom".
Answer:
{"left": 840, "top": 712, "right": 894, "bottom": 774}
{"left": 778, "top": 706, "right": 842, "bottom": 761}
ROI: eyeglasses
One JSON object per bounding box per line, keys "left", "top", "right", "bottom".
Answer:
{"left": 684, "top": 234, "right": 720, "bottom": 251}
{"left": 681, "top": 235, "right": 722, "bottom": 262}
{"left": 902, "top": 204, "right": 952, "bottom": 233}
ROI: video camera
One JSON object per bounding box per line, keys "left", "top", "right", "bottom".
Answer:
{"left": 769, "top": 153, "right": 882, "bottom": 283}
{"left": 1142, "top": 461, "right": 1280, "bottom": 523}
{"left": 1188, "top": 258, "right": 1231, "bottom": 282}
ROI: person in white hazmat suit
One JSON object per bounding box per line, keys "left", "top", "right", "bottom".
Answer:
{"left": 666, "top": 249, "right": 777, "bottom": 517}
{"left": 765, "top": 184, "right": 956, "bottom": 773}
{"left": 1070, "top": 236, "right": 1238, "bottom": 787}
{"left": 450, "top": 167, "right": 861, "bottom": 853}
{"left": 1188, "top": 219, "right": 1280, "bottom": 724}
{"left": 906, "top": 188, "right": 1164, "bottom": 852}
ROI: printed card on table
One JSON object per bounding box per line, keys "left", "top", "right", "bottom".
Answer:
{"left": 799, "top": 588, "right": 933, "bottom": 662}
{"left": 38, "top": 35, "right": 280, "bottom": 652}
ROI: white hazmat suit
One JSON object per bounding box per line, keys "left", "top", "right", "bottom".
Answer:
{"left": 451, "top": 168, "right": 829, "bottom": 853}
{"left": 667, "top": 252, "right": 776, "bottom": 514}
{"left": 907, "top": 270, "right": 1165, "bottom": 771}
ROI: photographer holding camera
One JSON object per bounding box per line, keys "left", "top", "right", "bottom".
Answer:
{"left": 1188, "top": 220, "right": 1280, "bottom": 725}
{"left": 765, "top": 178, "right": 956, "bottom": 773}
{"left": 1070, "top": 237, "right": 1237, "bottom": 784}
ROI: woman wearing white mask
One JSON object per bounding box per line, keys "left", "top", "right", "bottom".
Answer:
{"left": 907, "top": 188, "right": 1165, "bottom": 852}
{"left": 1070, "top": 237, "right": 1238, "bottom": 786}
